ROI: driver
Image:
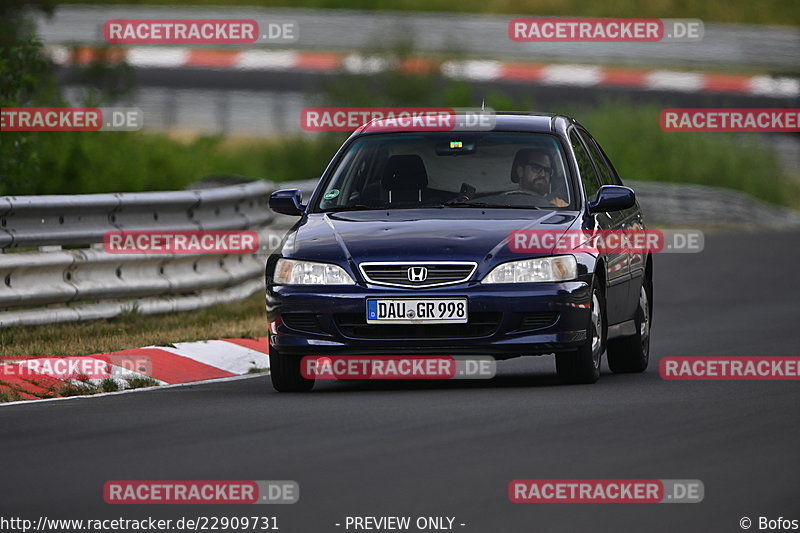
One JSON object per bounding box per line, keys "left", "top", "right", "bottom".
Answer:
{"left": 512, "top": 148, "right": 568, "bottom": 207}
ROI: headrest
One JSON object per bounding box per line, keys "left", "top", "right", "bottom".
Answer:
{"left": 382, "top": 155, "right": 428, "bottom": 190}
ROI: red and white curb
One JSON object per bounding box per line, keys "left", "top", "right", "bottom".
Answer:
{"left": 48, "top": 45, "right": 799, "bottom": 98}
{"left": 0, "top": 337, "right": 269, "bottom": 404}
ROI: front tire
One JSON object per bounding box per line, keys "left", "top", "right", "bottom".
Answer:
{"left": 269, "top": 348, "right": 315, "bottom": 392}
{"left": 607, "top": 275, "right": 652, "bottom": 374}
{"left": 556, "top": 282, "right": 605, "bottom": 384}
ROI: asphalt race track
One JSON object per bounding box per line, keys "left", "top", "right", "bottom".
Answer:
{"left": 2, "top": 231, "right": 799, "bottom": 533}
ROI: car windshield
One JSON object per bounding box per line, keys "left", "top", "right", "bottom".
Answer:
{"left": 313, "top": 132, "right": 573, "bottom": 212}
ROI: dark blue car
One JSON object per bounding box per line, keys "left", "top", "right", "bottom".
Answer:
{"left": 265, "top": 113, "right": 653, "bottom": 391}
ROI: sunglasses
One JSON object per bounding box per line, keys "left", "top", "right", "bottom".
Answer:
{"left": 524, "top": 162, "right": 553, "bottom": 177}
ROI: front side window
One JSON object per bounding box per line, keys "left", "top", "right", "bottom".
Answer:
{"left": 314, "top": 132, "right": 574, "bottom": 212}
{"left": 569, "top": 129, "right": 601, "bottom": 202}
{"left": 579, "top": 129, "right": 620, "bottom": 186}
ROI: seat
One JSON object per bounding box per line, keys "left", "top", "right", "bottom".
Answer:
{"left": 381, "top": 155, "right": 428, "bottom": 205}
{"left": 511, "top": 148, "right": 537, "bottom": 183}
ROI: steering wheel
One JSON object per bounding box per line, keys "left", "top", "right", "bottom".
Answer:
{"left": 500, "top": 189, "right": 540, "bottom": 197}
{"left": 497, "top": 189, "right": 555, "bottom": 208}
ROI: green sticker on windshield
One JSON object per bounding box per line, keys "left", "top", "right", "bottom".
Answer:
{"left": 323, "top": 189, "right": 340, "bottom": 200}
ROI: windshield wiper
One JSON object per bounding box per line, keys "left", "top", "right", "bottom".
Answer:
{"left": 441, "top": 200, "right": 540, "bottom": 209}
{"left": 323, "top": 204, "right": 381, "bottom": 213}
{"left": 441, "top": 201, "right": 495, "bottom": 208}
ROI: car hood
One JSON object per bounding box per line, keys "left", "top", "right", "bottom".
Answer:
{"left": 281, "top": 208, "right": 580, "bottom": 268}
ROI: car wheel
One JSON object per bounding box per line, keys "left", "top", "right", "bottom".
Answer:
{"left": 556, "top": 281, "right": 604, "bottom": 384}
{"left": 269, "top": 348, "right": 315, "bottom": 392}
{"left": 607, "top": 274, "right": 652, "bottom": 373}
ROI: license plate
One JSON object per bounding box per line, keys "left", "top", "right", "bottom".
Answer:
{"left": 367, "top": 298, "right": 467, "bottom": 324}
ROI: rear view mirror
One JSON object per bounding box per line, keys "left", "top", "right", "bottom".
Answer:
{"left": 269, "top": 189, "right": 304, "bottom": 216}
{"left": 588, "top": 185, "right": 635, "bottom": 213}
{"left": 435, "top": 140, "right": 477, "bottom": 155}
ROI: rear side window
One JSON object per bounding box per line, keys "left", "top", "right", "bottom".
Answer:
{"left": 579, "top": 129, "right": 619, "bottom": 186}
{"left": 569, "top": 130, "right": 601, "bottom": 202}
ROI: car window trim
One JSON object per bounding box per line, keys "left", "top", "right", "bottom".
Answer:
{"left": 567, "top": 126, "right": 603, "bottom": 208}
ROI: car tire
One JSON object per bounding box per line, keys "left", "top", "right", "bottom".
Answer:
{"left": 607, "top": 274, "right": 652, "bottom": 374}
{"left": 556, "top": 281, "right": 605, "bottom": 384}
{"left": 269, "top": 348, "right": 315, "bottom": 392}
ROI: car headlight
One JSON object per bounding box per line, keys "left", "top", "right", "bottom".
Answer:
{"left": 273, "top": 258, "right": 355, "bottom": 285}
{"left": 481, "top": 255, "right": 577, "bottom": 284}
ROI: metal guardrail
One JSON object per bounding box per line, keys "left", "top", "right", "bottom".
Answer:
{"left": 0, "top": 180, "right": 298, "bottom": 328}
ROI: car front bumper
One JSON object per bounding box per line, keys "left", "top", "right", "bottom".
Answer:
{"left": 266, "top": 280, "right": 592, "bottom": 359}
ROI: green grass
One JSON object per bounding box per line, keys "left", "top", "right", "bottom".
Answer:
{"left": 46, "top": 376, "right": 161, "bottom": 399}
{"left": 0, "top": 293, "right": 267, "bottom": 356}
{"left": 124, "top": 376, "right": 161, "bottom": 388}
{"left": 573, "top": 104, "right": 796, "bottom": 207}
{"left": 56, "top": 0, "right": 800, "bottom": 26}
{"left": 0, "top": 388, "right": 22, "bottom": 403}
{"left": 8, "top": 132, "right": 345, "bottom": 195}
{"left": 0, "top": 375, "right": 162, "bottom": 403}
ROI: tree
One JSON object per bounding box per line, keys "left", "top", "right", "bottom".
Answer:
{"left": 0, "top": 1, "right": 58, "bottom": 194}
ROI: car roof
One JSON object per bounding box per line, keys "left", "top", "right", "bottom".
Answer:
{"left": 353, "top": 112, "right": 576, "bottom": 136}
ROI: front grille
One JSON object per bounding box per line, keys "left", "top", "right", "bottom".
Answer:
{"left": 281, "top": 313, "right": 324, "bottom": 334}
{"left": 359, "top": 262, "right": 477, "bottom": 288}
{"left": 516, "top": 312, "right": 559, "bottom": 332}
{"left": 334, "top": 312, "right": 500, "bottom": 339}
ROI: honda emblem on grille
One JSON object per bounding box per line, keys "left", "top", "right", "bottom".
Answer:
{"left": 408, "top": 266, "right": 428, "bottom": 282}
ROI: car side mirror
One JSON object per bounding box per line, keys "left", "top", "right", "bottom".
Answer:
{"left": 269, "top": 189, "right": 304, "bottom": 216}
{"left": 588, "top": 185, "right": 635, "bottom": 213}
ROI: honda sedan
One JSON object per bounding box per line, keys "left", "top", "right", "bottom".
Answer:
{"left": 265, "top": 113, "right": 653, "bottom": 391}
